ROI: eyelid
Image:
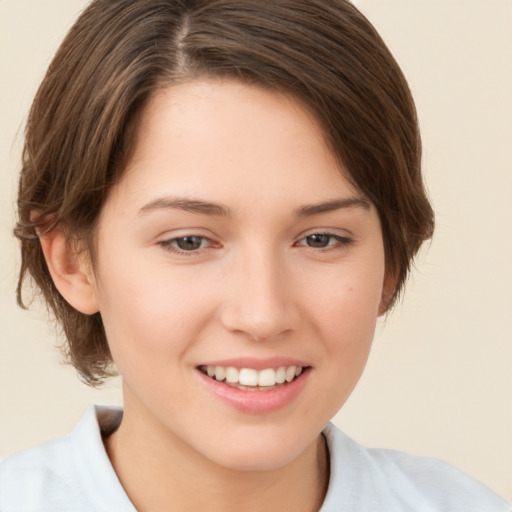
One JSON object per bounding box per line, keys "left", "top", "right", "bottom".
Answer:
{"left": 294, "top": 230, "right": 354, "bottom": 249}
{"left": 157, "top": 233, "right": 221, "bottom": 256}
{"left": 155, "top": 228, "right": 354, "bottom": 256}
{"left": 296, "top": 227, "right": 353, "bottom": 240}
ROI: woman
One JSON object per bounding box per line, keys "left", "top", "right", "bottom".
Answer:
{"left": 1, "top": 1, "right": 509, "bottom": 510}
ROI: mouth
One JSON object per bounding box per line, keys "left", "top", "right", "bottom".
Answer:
{"left": 198, "top": 365, "right": 308, "bottom": 391}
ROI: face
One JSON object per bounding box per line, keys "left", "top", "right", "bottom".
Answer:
{"left": 90, "top": 79, "right": 387, "bottom": 471}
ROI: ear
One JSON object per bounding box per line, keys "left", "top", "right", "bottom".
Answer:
{"left": 39, "top": 224, "right": 100, "bottom": 315}
{"left": 378, "top": 271, "right": 398, "bottom": 316}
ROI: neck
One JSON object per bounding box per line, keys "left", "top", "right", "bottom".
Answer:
{"left": 105, "top": 399, "right": 329, "bottom": 512}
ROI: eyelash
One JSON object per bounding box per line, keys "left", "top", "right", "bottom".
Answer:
{"left": 158, "top": 235, "right": 215, "bottom": 255}
{"left": 158, "top": 233, "right": 353, "bottom": 255}
{"left": 295, "top": 233, "right": 353, "bottom": 250}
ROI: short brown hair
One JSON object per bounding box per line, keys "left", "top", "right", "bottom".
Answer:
{"left": 15, "top": 0, "right": 434, "bottom": 386}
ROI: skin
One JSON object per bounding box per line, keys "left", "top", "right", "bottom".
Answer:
{"left": 42, "top": 79, "right": 392, "bottom": 511}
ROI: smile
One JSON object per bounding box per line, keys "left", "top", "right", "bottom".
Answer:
{"left": 198, "top": 365, "right": 305, "bottom": 391}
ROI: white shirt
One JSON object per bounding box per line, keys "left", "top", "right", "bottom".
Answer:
{"left": 1, "top": 405, "right": 510, "bottom": 511}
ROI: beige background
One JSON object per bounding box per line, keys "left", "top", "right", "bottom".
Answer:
{"left": 1, "top": 0, "right": 511, "bottom": 501}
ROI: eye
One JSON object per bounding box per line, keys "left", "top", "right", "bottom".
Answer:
{"left": 305, "top": 234, "right": 334, "bottom": 248}
{"left": 159, "top": 235, "right": 212, "bottom": 254}
{"left": 297, "top": 233, "right": 352, "bottom": 249}
{"left": 174, "top": 235, "right": 207, "bottom": 251}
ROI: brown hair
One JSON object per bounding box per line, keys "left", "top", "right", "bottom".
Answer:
{"left": 15, "top": 0, "right": 434, "bottom": 386}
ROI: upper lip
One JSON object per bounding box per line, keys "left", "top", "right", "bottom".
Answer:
{"left": 198, "top": 357, "right": 310, "bottom": 371}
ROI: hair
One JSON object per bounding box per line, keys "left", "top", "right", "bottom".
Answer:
{"left": 15, "top": 0, "right": 434, "bottom": 386}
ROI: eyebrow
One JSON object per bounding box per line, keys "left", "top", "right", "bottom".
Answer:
{"left": 138, "top": 195, "right": 371, "bottom": 218}
{"left": 138, "top": 197, "right": 230, "bottom": 217}
{"left": 296, "top": 197, "right": 371, "bottom": 216}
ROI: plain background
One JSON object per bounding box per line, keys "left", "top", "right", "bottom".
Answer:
{"left": 0, "top": 0, "right": 511, "bottom": 501}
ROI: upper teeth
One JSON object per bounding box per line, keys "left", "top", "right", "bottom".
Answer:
{"left": 203, "top": 365, "right": 303, "bottom": 387}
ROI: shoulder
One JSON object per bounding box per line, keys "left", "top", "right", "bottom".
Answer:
{"left": 321, "top": 423, "right": 511, "bottom": 512}
{"left": 0, "top": 405, "right": 133, "bottom": 512}
{"left": 0, "top": 433, "right": 88, "bottom": 510}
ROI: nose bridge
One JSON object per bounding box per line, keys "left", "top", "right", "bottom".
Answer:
{"left": 221, "top": 242, "right": 297, "bottom": 341}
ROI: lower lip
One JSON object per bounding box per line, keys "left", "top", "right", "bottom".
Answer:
{"left": 196, "top": 368, "right": 310, "bottom": 414}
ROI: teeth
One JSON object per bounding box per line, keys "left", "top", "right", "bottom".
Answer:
{"left": 204, "top": 365, "right": 305, "bottom": 387}
{"left": 285, "top": 366, "right": 296, "bottom": 382}
{"left": 214, "top": 366, "right": 226, "bottom": 381}
{"left": 225, "top": 367, "right": 239, "bottom": 383}
{"left": 239, "top": 368, "right": 258, "bottom": 386}
{"left": 276, "top": 366, "right": 286, "bottom": 384}
{"left": 258, "top": 368, "right": 276, "bottom": 387}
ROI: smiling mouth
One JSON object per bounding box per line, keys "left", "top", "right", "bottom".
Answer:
{"left": 198, "top": 365, "right": 307, "bottom": 391}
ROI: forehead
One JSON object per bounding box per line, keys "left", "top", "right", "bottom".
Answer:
{"left": 105, "top": 79, "right": 362, "bottom": 215}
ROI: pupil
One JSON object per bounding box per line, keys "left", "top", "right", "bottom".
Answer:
{"left": 307, "top": 234, "right": 330, "bottom": 248}
{"left": 177, "top": 236, "right": 202, "bottom": 251}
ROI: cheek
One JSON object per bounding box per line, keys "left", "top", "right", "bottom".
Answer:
{"left": 305, "top": 259, "right": 384, "bottom": 398}
{"left": 94, "top": 255, "right": 218, "bottom": 372}
{"left": 309, "top": 262, "right": 384, "bottom": 336}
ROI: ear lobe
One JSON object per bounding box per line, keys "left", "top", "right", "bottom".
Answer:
{"left": 39, "top": 224, "right": 100, "bottom": 315}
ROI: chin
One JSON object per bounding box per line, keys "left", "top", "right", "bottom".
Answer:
{"left": 201, "top": 430, "right": 319, "bottom": 473}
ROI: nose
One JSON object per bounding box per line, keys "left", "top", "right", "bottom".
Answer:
{"left": 220, "top": 248, "right": 299, "bottom": 341}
